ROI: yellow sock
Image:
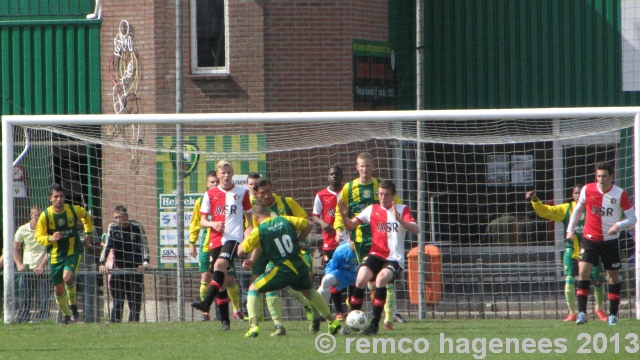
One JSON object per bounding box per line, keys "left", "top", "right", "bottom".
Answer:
{"left": 56, "top": 291, "right": 71, "bottom": 316}
{"left": 384, "top": 284, "right": 395, "bottom": 323}
{"left": 247, "top": 290, "right": 260, "bottom": 326}
{"left": 266, "top": 291, "right": 283, "bottom": 326}
{"left": 307, "top": 290, "right": 332, "bottom": 321}
{"left": 228, "top": 282, "right": 241, "bottom": 312}
{"left": 565, "top": 277, "right": 576, "bottom": 314}
{"left": 200, "top": 281, "right": 208, "bottom": 302}
{"left": 65, "top": 282, "right": 77, "bottom": 305}
{"left": 594, "top": 284, "right": 605, "bottom": 311}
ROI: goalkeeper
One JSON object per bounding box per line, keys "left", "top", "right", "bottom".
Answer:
{"left": 526, "top": 187, "right": 607, "bottom": 322}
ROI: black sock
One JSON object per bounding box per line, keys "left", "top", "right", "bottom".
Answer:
{"left": 576, "top": 280, "right": 591, "bottom": 314}
{"left": 608, "top": 283, "right": 621, "bottom": 317}
{"left": 350, "top": 287, "right": 365, "bottom": 311}
{"left": 217, "top": 290, "right": 230, "bottom": 322}
{"left": 372, "top": 287, "right": 387, "bottom": 326}
{"left": 331, "top": 291, "right": 343, "bottom": 313}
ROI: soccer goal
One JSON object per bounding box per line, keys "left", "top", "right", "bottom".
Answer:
{"left": 3, "top": 108, "right": 640, "bottom": 324}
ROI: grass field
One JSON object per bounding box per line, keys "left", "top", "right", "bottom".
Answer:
{"left": 1, "top": 318, "right": 639, "bottom": 359}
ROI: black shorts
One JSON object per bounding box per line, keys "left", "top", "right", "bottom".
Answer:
{"left": 209, "top": 241, "right": 240, "bottom": 272}
{"left": 579, "top": 239, "right": 622, "bottom": 270}
{"left": 362, "top": 255, "right": 402, "bottom": 282}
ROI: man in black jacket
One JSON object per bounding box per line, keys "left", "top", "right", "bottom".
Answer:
{"left": 99, "top": 205, "right": 150, "bottom": 322}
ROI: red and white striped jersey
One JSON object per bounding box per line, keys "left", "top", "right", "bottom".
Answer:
{"left": 312, "top": 186, "right": 344, "bottom": 251}
{"left": 355, "top": 203, "right": 416, "bottom": 268}
{"left": 579, "top": 183, "right": 633, "bottom": 242}
{"left": 200, "top": 185, "right": 252, "bottom": 249}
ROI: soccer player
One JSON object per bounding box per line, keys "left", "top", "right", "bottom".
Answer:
{"left": 14, "top": 205, "right": 50, "bottom": 323}
{"left": 566, "top": 161, "right": 637, "bottom": 326}
{"left": 316, "top": 241, "right": 359, "bottom": 321}
{"left": 99, "top": 205, "right": 150, "bottom": 322}
{"left": 251, "top": 178, "right": 315, "bottom": 336}
{"left": 333, "top": 152, "right": 406, "bottom": 329}
{"left": 238, "top": 200, "right": 342, "bottom": 338}
{"left": 527, "top": 187, "right": 607, "bottom": 322}
{"left": 338, "top": 179, "right": 419, "bottom": 335}
{"left": 312, "top": 165, "right": 348, "bottom": 319}
{"left": 191, "top": 160, "right": 252, "bottom": 331}
{"left": 35, "top": 184, "right": 94, "bottom": 324}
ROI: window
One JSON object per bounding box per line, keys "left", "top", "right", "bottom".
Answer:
{"left": 191, "top": 0, "right": 228, "bottom": 74}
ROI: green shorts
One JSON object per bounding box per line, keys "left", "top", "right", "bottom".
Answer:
{"left": 199, "top": 248, "right": 210, "bottom": 273}
{"left": 252, "top": 253, "right": 269, "bottom": 276}
{"left": 302, "top": 252, "right": 314, "bottom": 275}
{"left": 50, "top": 253, "right": 82, "bottom": 285}
{"left": 254, "top": 260, "right": 312, "bottom": 293}
{"left": 354, "top": 241, "right": 371, "bottom": 264}
{"left": 563, "top": 246, "right": 605, "bottom": 282}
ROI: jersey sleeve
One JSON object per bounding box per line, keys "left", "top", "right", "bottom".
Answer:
{"left": 134, "top": 221, "right": 150, "bottom": 263}
{"left": 14, "top": 225, "right": 25, "bottom": 243}
{"left": 287, "top": 198, "right": 308, "bottom": 218}
{"left": 281, "top": 215, "right": 309, "bottom": 231}
{"left": 34, "top": 212, "right": 51, "bottom": 247}
{"left": 311, "top": 193, "right": 323, "bottom": 217}
{"left": 578, "top": 186, "right": 587, "bottom": 205}
{"left": 620, "top": 190, "right": 633, "bottom": 211}
{"left": 189, "top": 197, "right": 203, "bottom": 245}
{"left": 242, "top": 227, "right": 261, "bottom": 253}
{"left": 401, "top": 206, "right": 416, "bottom": 223}
{"left": 200, "top": 191, "right": 212, "bottom": 215}
{"left": 75, "top": 205, "right": 94, "bottom": 233}
{"left": 530, "top": 200, "right": 569, "bottom": 222}
{"left": 355, "top": 205, "right": 372, "bottom": 225}
{"left": 242, "top": 191, "right": 252, "bottom": 212}
{"left": 333, "top": 186, "right": 349, "bottom": 230}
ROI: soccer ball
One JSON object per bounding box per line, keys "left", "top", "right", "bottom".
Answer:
{"left": 346, "top": 310, "right": 368, "bottom": 331}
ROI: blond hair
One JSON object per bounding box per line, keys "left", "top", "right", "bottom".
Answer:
{"left": 216, "top": 160, "right": 233, "bottom": 171}
{"left": 357, "top": 152, "right": 373, "bottom": 162}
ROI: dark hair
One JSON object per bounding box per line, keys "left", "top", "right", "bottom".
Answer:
{"left": 378, "top": 179, "right": 397, "bottom": 195}
{"left": 251, "top": 200, "right": 270, "bottom": 217}
{"left": 253, "top": 178, "right": 272, "bottom": 192}
{"left": 207, "top": 171, "right": 217, "bottom": 178}
{"left": 247, "top": 172, "right": 262, "bottom": 180}
{"left": 595, "top": 161, "right": 614, "bottom": 175}
{"left": 329, "top": 165, "right": 343, "bottom": 174}
{"left": 574, "top": 184, "right": 584, "bottom": 191}
{"left": 49, "top": 184, "right": 65, "bottom": 197}
{"left": 114, "top": 205, "right": 128, "bottom": 214}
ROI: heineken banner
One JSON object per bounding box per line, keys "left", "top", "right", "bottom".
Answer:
{"left": 155, "top": 134, "right": 266, "bottom": 267}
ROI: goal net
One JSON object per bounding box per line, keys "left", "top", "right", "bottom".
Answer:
{"left": 3, "top": 109, "right": 639, "bottom": 323}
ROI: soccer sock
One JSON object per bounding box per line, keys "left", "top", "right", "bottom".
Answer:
{"left": 331, "top": 287, "right": 344, "bottom": 314}
{"left": 384, "top": 283, "right": 395, "bottom": 324}
{"left": 608, "top": 283, "right": 621, "bottom": 317}
{"left": 372, "top": 287, "right": 387, "bottom": 327}
{"left": 199, "top": 281, "right": 209, "bottom": 302}
{"left": 204, "top": 271, "right": 225, "bottom": 305}
{"left": 288, "top": 287, "right": 319, "bottom": 318}
{"left": 576, "top": 280, "right": 590, "bottom": 314}
{"left": 56, "top": 291, "right": 71, "bottom": 316}
{"left": 247, "top": 290, "right": 260, "bottom": 327}
{"left": 565, "top": 276, "right": 576, "bottom": 314}
{"left": 317, "top": 275, "right": 336, "bottom": 304}
{"left": 594, "top": 283, "right": 605, "bottom": 311}
{"left": 266, "top": 291, "right": 283, "bottom": 326}
{"left": 307, "top": 290, "right": 332, "bottom": 322}
{"left": 216, "top": 290, "right": 230, "bottom": 322}
{"left": 65, "top": 282, "right": 77, "bottom": 305}
{"left": 227, "top": 282, "right": 241, "bottom": 313}
{"left": 350, "top": 287, "right": 365, "bottom": 311}
{"left": 258, "top": 293, "right": 264, "bottom": 320}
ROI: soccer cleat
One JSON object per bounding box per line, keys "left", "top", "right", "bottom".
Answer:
{"left": 576, "top": 312, "right": 588, "bottom": 325}
{"left": 309, "top": 318, "right": 321, "bottom": 334}
{"left": 595, "top": 308, "right": 608, "bottom": 321}
{"left": 358, "top": 322, "right": 379, "bottom": 336}
{"left": 563, "top": 314, "right": 577, "bottom": 322}
{"left": 393, "top": 313, "right": 407, "bottom": 323}
{"left": 335, "top": 313, "right": 344, "bottom": 321}
{"left": 220, "top": 320, "right": 231, "bottom": 331}
{"left": 328, "top": 319, "right": 342, "bottom": 335}
{"left": 191, "top": 301, "right": 211, "bottom": 313}
{"left": 341, "top": 326, "right": 352, "bottom": 335}
{"left": 608, "top": 315, "right": 618, "bottom": 326}
{"left": 233, "top": 311, "right": 245, "bottom": 321}
{"left": 270, "top": 325, "right": 287, "bottom": 337}
{"left": 70, "top": 304, "right": 80, "bottom": 322}
{"left": 384, "top": 321, "right": 393, "bottom": 330}
{"left": 245, "top": 326, "right": 261, "bottom": 338}
{"left": 62, "top": 315, "right": 71, "bottom": 325}
{"left": 303, "top": 306, "right": 314, "bottom": 321}
{"left": 201, "top": 313, "right": 211, "bottom": 321}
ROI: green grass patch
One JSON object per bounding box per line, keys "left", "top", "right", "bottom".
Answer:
{"left": 1, "top": 319, "right": 638, "bottom": 359}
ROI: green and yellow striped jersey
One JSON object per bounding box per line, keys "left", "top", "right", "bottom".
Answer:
{"left": 35, "top": 204, "right": 93, "bottom": 264}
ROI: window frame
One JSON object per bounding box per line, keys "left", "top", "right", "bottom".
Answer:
{"left": 190, "top": 0, "right": 230, "bottom": 75}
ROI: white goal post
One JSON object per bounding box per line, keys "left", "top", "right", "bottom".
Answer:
{"left": 3, "top": 107, "right": 640, "bottom": 324}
